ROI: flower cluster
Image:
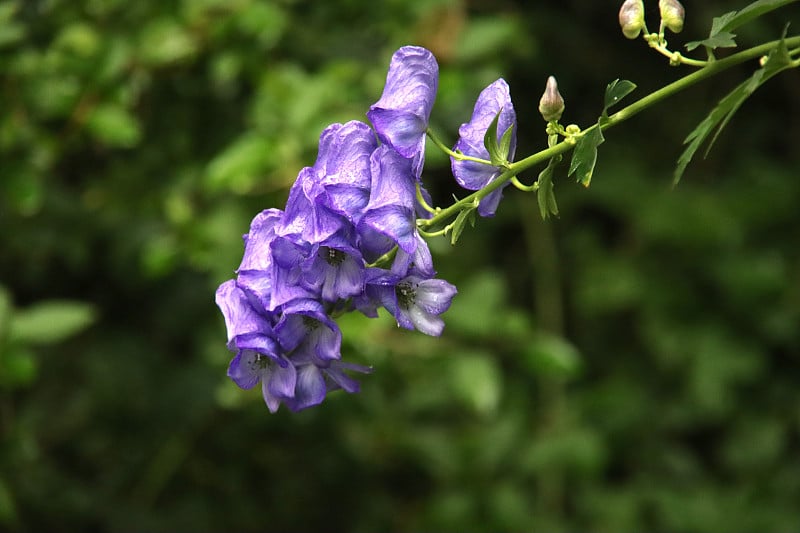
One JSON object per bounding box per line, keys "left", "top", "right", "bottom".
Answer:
{"left": 216, "top": 46, "right": 518, "bottom": 412}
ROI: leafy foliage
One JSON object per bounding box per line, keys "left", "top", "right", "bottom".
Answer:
{"left": 675, "top": 32, "right": 793, "bottom": 183}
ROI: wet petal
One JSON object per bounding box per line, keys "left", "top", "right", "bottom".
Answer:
{"left": 367, "top": 46, "right": 438, "bottom": 162}
{"left": 286, "top": 364, "right": 327, "bottom": 411}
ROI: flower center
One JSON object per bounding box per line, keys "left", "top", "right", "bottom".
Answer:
{"left": 321, "top": 246, "right": 346, "bottom": 266}
{"left": 302, "top": 316, "right": 320, "bottom": 332}
{"left": 395, "top": 281, "right": 416, "bottom": 309}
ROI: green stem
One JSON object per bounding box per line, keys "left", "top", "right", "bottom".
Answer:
{"left": 419, "top": 34, "right": 800, "bottom": 231}
{"left": 426, "top": 127, "right": 494, "bottom": 166}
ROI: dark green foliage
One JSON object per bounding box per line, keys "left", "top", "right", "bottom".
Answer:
{"left": 2, "top": 0, "right": 800, "bottom": 531}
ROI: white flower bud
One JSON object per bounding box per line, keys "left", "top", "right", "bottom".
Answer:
{"left": 619, "top": 0, "right": 645, "bottom": 39}
{"left": 538, "top": 76, "right": 565, "bottom": 122}
{"left": 659, "top": 0, "right": 685, "bottom": 34}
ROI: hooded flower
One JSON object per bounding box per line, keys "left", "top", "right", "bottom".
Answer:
{"left": 366, "top": 273, "right": 457, "bottom": 337}
{"left": 367, "top": 46, "right": 438, "bottom": 178}
{"left": 357, "top": 145, "right": 419, "bottom": 259}
{"left": 452, "top": 79, "right": 517, "bottom": 217}
{"left": 313, "top": 121, "right": 378, "bottom": 223}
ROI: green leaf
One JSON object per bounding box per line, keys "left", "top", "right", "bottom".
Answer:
{"left": 10, "top": 301, "right": 96, "bottom": 346}
{"left": 498, "top": 122, "right": 515, "bottom": 164}
{"left": 483, "top": 110, "right": 503, "bottom": 166}
{"left": 0, "top": 346, "right": 37, "bottom": 388}
{"left": 686, "top": 0, "right": 796, "bottom": 51}
{"left": 85, "top": 104, "right": 142, "bottom": 148}
{"left": 675, "top": 32, "right": 792, "bottom": 184}
{"left": 685, "top": 32, "right": 737, "bottom": 52}
{"left": 568, "top": 127, "right": 604, "bottom": 187}
{"left": 450, "top": 206, "right": 477, "bottom": 245}
{"left": 523, "top": 332, "right": 582, "bottom": 380}
{"left": 448, "top": 351, "right": 502, "bottom": 416}
{"left": 714, "top": 0, "right": 796, "bottom": 35}
{"left": 602, "top": 79, "right": 637, "bottom": 117}
{"left": 536, "top": 160, "right": 559, "bottom": 220}
{"left": 0, "top": 286, "right": 11, "bottom": 345}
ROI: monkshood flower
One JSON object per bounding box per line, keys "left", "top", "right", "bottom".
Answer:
{"left": 367, "top": 46, "right": 438, "bottom": 179}
{"left": 311, "top": 120, "right": 377, "bottom": 224}
{"left": 358, "top": 145, "right": 420, "bottom": 260}
{"left": 365, "top": 271, "right": 457, "bottom": 337}
{"left": 216, "top": 280, "right": 295, "bottom": 412}
{"left": 451, "top": 79, "right": 517, "bottom": 217}
{"left": 216, "top": 46, "right": 463, "bottom": 413}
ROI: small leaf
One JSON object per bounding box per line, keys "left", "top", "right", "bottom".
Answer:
{"left": 603, "top": 79, "right": 637, "bottom": 117}
{"left": 483, "top": 110, "right": 506, "bottom": 166}
{"left": 85, "top": 104, "right": 142, "bottom": 148}
{"left": 498, "top": 123, "right": 515, "bottom": 164}
{"left": 450, "top": 206, "right": 477, "bottom": 245}
{"left": 10, "top": 301, "right": 96, "bottom": 345}
{"left": 675, "top": 31, "right": 792, "bottom": 184}
{"left": 536, "top": 160, "right": 559, "bottom": 220}
{"left": 715, "top": 0, "right": 796, "bottom": 35}
{"left": 568, "top": 127, "right": 604, "bottom": 187}
{"left": 686, "top": 0, "right": 794, "bottom": 51}
{"left": 685, "top": 32, "right": 737, "bottom": 51}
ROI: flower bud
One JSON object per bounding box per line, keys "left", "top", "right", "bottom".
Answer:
{"left": 618, "top": 0, "right": 645, "bottom": 39}
{"left": 538, "top": 76, "right": 564, "bottom": 122}
{"left": 659, "top": 0, "right": 684, "bottom": 33}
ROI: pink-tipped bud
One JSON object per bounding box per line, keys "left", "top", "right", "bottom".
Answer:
{"left": 538, "top": 76, "right": 565, "bottom": 122}
{"left": 619, "top": 0, "right": 645, "bottom": 39}
{"left": 659, "top": 0, "right": 685, "bottom": 33}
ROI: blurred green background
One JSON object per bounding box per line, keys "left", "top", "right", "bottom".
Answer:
{"left": 2, "top": 0, "right": 800, "bottom": 531}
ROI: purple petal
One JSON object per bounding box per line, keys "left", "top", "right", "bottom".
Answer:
{"left": 215, "top": 280, "right": 272, "bottom": 342}
{"left": 452, "top": 79, "right": 516, "bottom": 217}
{"left": 261, "top": 380, "right": 282, "bottom": 413}
{"left": 238, "top": 209, "right": 283, "bottom": 271}
{"left": 407, "top": 305, "right": 445, "bottom": 336}
{"left": 367, "top": 46, "right": 438, "bottom": 165}
{"left": 285, "top": 364, "right": 327, "bottom": 411}
{"left": 358, "top": 145, "right": 418, "bottom": 255}
{"left": 324, "top": 360, "right": 373, "bottom": 393}
{"left": 227, "top": 350, "right": 264, "bottom": 390}
{"left": 359, "top": 205, "right": 417, "bottom": 255}
{"left": 315, "top": 121, "right": 377, "bottom": 220}
{"left": 234, "top": 332, "right": 282, "bottom": 364}
{"left": 235, "top": 270, "right": 272, "bottom": 313}
{"left": 267, "top": 360, "right": 297, "bottom": 400}
{"left": 281, "top": 167, "right": 347, "bottom": 243}
{"left": 415, "top": 278, "right": 458, "bottom": 315}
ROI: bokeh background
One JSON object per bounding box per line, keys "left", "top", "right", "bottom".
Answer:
{"left": 2, "top": 0, "right": 800, "bottom": 531}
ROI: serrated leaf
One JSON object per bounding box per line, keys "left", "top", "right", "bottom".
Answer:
{"left": 715, "top": 0, "right": 796, "bottom": 35}
{"left": 687, "top": 0, "right": 796, "bottom": 51}
{"left": 536, "top": 160, "right": 559, "bottom": 220}
{"left": 603, "top": 79, "right": 637, "bottom": 117}
{"left": 675, "top": 32, "right": 792, "bottom": 184}
{"left": 450, "top": 206, "right": 477, "bottom": 245}
{"left": 685, "top": 32, "right": 737, "bottom": 51}
{"left": 568, "top": 127, "right": 604, "bottom": 187}
{"left": 10, "top": 301, "right": 96, "bottom": 345}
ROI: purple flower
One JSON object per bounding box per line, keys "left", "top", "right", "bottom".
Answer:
{"left": 357, "top": 145, "right": 419, "bottom": 259}
{"left": 227, "top": 349, "right": 296, "bottom": 413}
{"left": 280, "top": 167, "right": 349, "bottom": 244}
{"left": 313, "top": 121, "right": 378, "bottom": 223}
{"left": 302, "top": 232, "right": 366, "bottom": 302}
{"left": 282, "top": 356, "right": 373, "bottom": 412}
{"left": 366, "top": 273, "right": 457, "bottom": 336}
{"left": 275, "top": 299, "right": 342, "bottom": 363}
{"left": 367, "top": 46, "right": 438, "bottom": 178}
{"left": 452, "top": 79, "right": 517, "bottom": 217}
